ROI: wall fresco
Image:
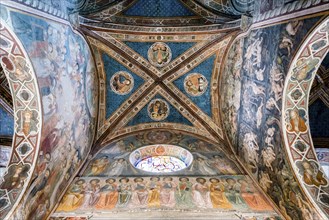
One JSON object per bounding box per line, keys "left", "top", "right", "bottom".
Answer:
{"left": 52, "top": 176, "right": 277, "bottom": 218}
{"left": 51, "top": 131, "right": 282, "bottom": 218}
{"left": 0, "top": 5, "right": 98, "bottom": 220}
{"left": 316, "top": 148, "right": 329, "bottom": 178}
{"left": 282, "top": 17, "right": 329, "bottom": 217}
{"left": 0, "top": 145, "right": 12, "bottom": 177}
{"left": 221, "top": 16, "right": 326, "bottom": 220}
{"left": 221, "top": 38, "right": 244, "bottom": 148}
{"left": 82, "top": 131, "right": 241, "bottom": 177}
{"left": 0, "top": 19, "right": 42, "bottom": 219}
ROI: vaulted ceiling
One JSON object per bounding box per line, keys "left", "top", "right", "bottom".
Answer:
{"left": 3, "top": 1, "right": 329, "bottom": 220}
{"left": 77, "top": 0, "right": 251, "bottom": 154}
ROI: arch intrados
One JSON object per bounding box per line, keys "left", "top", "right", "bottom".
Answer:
{"left": 282, "top": 17, "right": 329, "bottom": 219}
{"left": 0, "top": 20, "right": 42, "bottom": 219}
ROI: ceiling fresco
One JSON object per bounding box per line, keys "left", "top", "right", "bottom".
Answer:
{"left": 0, "top": 18, "right": 42, "bottom": 219}
{"left": 0, "top": 1, "right": 328, "bottom": 220}
{"left": 78, "top": 0, "right": 248, "bottom": 27}
{"left": 122, "top": 0, "right": 196, "bottom": 17}
{"left": 83, "top": 25, "right": 234, "bottom": 148}
{"left": 75, "top": 0, "right": 254, "bottom": 16}
{"left": 282, "top": 18, "right": 329, "bottom": 218}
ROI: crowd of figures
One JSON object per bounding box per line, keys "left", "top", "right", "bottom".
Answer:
{"left": 84, "top": 153, "right": 240, "bottom": 177}
{"left": 83, "top": 135, "right": 241, "bottom": 177}
{"left": 56, "top": 176, "right": 273, "bottom": 213}
{"left": 221, "top": 16, "right": 323, "bottom": 220}
{"left": 1, "top": 9, "right": 97, "bottom": 220}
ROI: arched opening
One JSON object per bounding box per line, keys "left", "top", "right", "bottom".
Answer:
{"left": 0, "top": 20, "right": 42, "bottom": 218}
{"left": 309, "top": 53, "right": 329, "bottom": 178}
{"left": 0, "top": 65, "right": 14, "bottom": 177}
{"left": 282, "top": 17, "right": 329, "bottom": 218}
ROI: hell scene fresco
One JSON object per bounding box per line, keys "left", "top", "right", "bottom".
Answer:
{"left": 0, "top": 0, "right": 329, "bottom": 220}
{"left": 222, "top": 14, "right": 329, "bottom": 220}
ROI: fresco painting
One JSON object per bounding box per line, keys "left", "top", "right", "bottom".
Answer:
{"left": 316, "top": 148, "right": 329, "bottom": 178}
{"left": 54, "top": 176, "right": 274, "bottom": 214}
{"left": 147, "top": 42, "right": 172, "bottom": 67}
{"left": 221, "top": 38, "right": 244, "bottom": 148}
{"left": 296, "top": 159, "right": 327, "bottom": 187}
{"left": 221, "top": 16, "right": 326, "bottom": 220}
{"left": 82, "top": 131, "right": 241, "bottom": 177}
{"left": 110, "top": 71, "right": 134, "bottom": 95}
{"left": 0, "top": 145, "right": 11, "bottom": 167}
{"left": 282, "top": 17, "right": 329, "bottom": 216}
{"left": 147, "top": 98, "right": 170, "bottom": 121}
{"left": 0, "top": 6, "right": 98, "bottom": 220}
{"left": 0, "top": 15, "right": 42, "bottom": 219}
{"left": 92, "top": 32, "right": 228, "bottom": 143}
{"left": 184, "top": 73, "right": 208, "bottom": 97}
{"left": 0, "top": 1, "right": 327, "bottom": 219}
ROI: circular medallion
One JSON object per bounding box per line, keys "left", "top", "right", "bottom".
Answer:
{"left": 147, "top": 98, "right": 169, "bottom": 121}
{"left": 110, "top": 71, "right": 134, "bottom": 95}
{"left": 184, "top": 73, "right": 208, "bottom": 96}
{"left": 148, "top": 42, "right": 172, "bottom": 67}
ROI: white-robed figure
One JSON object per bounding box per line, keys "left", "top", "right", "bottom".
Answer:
{"left": 109, "top": 158, "right": 127, "bottom": 176}
{"left": 80, "top": 179, "right": 100, "bottom": 209}
{"left": 129, "top": 177, "right": 149, "bottom": 208}
{"left": 189, "top": 153, "right": 217, "bottom": 175}
{"left": 192, "top": 177, "right": 212, "bottom": 209}
{"left": 160, "top": 177, "right": 176, "bottom": 208}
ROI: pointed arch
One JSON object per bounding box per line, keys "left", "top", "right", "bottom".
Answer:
{"left": 0, "top": 20, "right": 42, "bottom": 219}
{"left": 282, "top": 17, "right": 329, "bottom": 219}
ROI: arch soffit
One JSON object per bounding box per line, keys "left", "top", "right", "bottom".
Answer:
{"left": 0, "top": 20, "right": 42, "bottom": 219}
{"left": 282, "top": 16, "right": 329, "bottom": 218}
